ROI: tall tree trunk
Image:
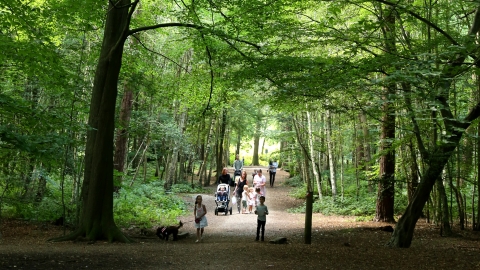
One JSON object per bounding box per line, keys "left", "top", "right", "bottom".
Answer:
{"left": 199, "top": 117, "right": 216, "bottom": 186}
{"left": 436, "top": 174, "right": 452, "bottom": 236}
{"left": 358, "top": 112, "right": 372, "bottom": 192}
{"left": 216, "top": 109, "right": 227, "bottom": 180}
{"left": 407, "top": 141, "right": 419, "bottom": 204}
{"left": 113, "top": 87, "right": 133, "bottom": 191}
{"left": 165, "top": 110, "right": 187, "bottom": 190}
{"left": 448, "top": 161, "right": 465, "bottom": 230}
{"left": 51, "top": 0, "right": 134, "bottom": 242}
{"left": 252, "top": 121, "right": 261, "bottom": 165}
{"left": 292, "top": 114, "right": 313, "bottom": 244}
{"left": 477, "top": 107, "right": 480, "bottom": 230}
{"left": 375, "top": 4, "right": 396, "bottom": 223}
{"left": 326, "top": 110, "right": 337, "bottom": 200}
{"left": 307, "top": 111, "right": 322, "bottom": 200}
{"left": 235, "top": 132, "right": 241, "bottom": 155}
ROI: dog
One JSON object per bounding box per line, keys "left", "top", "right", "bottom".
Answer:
{"left": 156, "top": 221, "right": 183, "bottom": 241}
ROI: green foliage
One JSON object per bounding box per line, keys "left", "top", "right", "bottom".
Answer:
{"left": 284, "top": 175, "right": 304, "bottom": 188}
{"left": 289, "top": 185, "right": 308, "bottom": 200}
{"left": 1, "top": 174, "right": 76, "bottom": 223}
{"left": 170, "top": 182, "right": 206, "bottom": 194}
{"left": 113, "top": 182, "right": 190, "bottom": 228}
{"left": 287, "top": 178, "right": 409, "bottom": 218}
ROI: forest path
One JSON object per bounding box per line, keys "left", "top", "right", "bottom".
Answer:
{"left": 1, "top": 167, "right": 480, "bottom": 269}
{"left": 179, "top": 166, "right": 307, "bottom": 243}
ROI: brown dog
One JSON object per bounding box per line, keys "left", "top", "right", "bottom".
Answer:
{"left": 156, "top": 221, "right": 183, "bottom": 241}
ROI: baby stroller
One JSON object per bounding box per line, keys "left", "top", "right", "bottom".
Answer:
{"left": 214, "top": 183, "right": 233, "bottom": 215}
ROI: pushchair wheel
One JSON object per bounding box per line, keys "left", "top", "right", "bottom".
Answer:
{"left": 229, "top": 207, "right": 232, "bottom": 215}
{"left": 215, "top": 209, "right": 218, "bottom": 215}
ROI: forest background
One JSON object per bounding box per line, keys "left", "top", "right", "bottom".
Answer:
{"left": 2, "top": 0, "right": 480, "bottom": 249}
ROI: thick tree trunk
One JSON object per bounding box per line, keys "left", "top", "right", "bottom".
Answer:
{"left": 50, "top": 0, "right": 133, "bottom": 242}
{"left": 375, "top": 91, "right": 396, "bottom": 222}
{"left": 388, "top": 142, "right": 459, "bottom": 247}
{"left": 374, "top": 3, "right": 396, "bottom": 223}
{"left": 476, "top": 120, "right": 480, "bottom": 230}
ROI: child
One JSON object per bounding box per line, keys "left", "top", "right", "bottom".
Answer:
{"left": 217, "top": 186, "right": 227, "bottom": 201}
{"left": 254, "top": 196, "right": 269, "bottom": 241}
{"left": 241, "top": 185, "right": 249, "bottom": 214}
{"left": 255, "top": 187, "right": 262, "bottom": 207}
{"left": 194, "top": 195, "right": 208, "bottom": 243}
{"left": 248, "top": 187, "right": 256, "bottom": 213}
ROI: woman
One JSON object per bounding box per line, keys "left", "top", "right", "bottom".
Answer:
{"left": 232, "top": 170, "right": 248, "bottom": 214}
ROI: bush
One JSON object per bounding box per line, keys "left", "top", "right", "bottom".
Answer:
{"left": 284, "top": 175, "right": 303, "bottom": 187}
{"left": 170, "top": 182, "right": 206, "bottom": 193}
{"left": 114, "top": 182, "right": 187, "bottom": 228}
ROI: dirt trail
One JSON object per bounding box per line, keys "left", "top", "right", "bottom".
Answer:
{"left": 180, "top": 166, "right": 305, "bottom": 243}
{"left": 1, "top": 166, "right": 480, "bottom": 269}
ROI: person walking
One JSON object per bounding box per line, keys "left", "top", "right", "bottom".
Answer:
{"left": 218, "top": 167, "right": 232, "bottom": 185}
{"left": 194, "top": 195, "right": 208, "bottom": 243}
{"left": 233, "top": 154, "right": 243, "bottom": 182}
{"left": 232, "top": 170, "right": 247, "bottom": 214}
{"left": 253, "top": 169, "right": 267, "bottom": 197}
{"left": 254, "top": 196, "right": 269, "bottom": 241}
{"left": 269, "top": 160, "right": 278, "bottom": 187}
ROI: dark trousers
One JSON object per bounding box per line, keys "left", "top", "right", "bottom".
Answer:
{"left": 269, "top": 172, "right": 276, "bottom": 187}
{"left": 256, "top": 219, "right": 266, "bottom": 240}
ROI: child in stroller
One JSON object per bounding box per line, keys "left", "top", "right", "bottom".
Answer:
{"left": 217, "top": 186, "right": 228, "bottom": 201}
{"left": 214, "top": 183, "right": 233, "bottom": 215}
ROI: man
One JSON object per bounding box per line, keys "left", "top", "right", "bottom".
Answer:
{"left": 233, "top": 154, "right": 243, "bottom": 182}
{"left": 218, "top": 167, "right": 231, "bottom": 185}
{"left": 253, "top": 169, "right": 267, "bottom": 197}
{"left": 269, "top": 160, "right": 278, "bottom": 187}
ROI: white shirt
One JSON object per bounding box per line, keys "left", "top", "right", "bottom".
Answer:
{"left": 253, "top": 174, "right": 266, "bottom": 197}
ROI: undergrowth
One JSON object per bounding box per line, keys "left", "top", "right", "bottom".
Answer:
{"left": 286, "top": 176, "right": 408, "bottom": 221}
{"left": 1, "top": 178, "right": 206, "bottom": 230}
{"left": 114, "top": 181, "right": 206, "bottom": 228}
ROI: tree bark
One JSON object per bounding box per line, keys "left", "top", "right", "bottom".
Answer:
{"left": 199, "top": 117, "right": 215, "bottom": 186}
{"left": 252, "top": 121, "right": 261, "bottom": 165}
{"left": 50, "top": 0, "right": 134, "bottom": 242}
{"left": 326, "top": 110, "right": 336, "bottom": 200}
{"left": 216, "top": 108, "right": 227, "bottom": 180}
{"left": 436, "top": 175, "right": 452, "bottom": 236}
{"left": 375, "top": 3, "right": 396, "bottom": 223}
{"left": 307, "top": 111, "right": 322, "bottom": 200}
{"left": 113, "top": 87, "right": 133, "bottom": 191}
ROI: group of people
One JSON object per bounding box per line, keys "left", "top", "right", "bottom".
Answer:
{"left": 194, "top": 155, "right": 277, "bottom": 243}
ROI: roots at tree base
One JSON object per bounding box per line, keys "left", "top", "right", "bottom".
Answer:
{"left": 48, "top": 224, "right": 133, "bottom": 243}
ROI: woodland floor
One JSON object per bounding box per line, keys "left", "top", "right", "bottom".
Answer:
{"left": 1, "top": 167, "right": 480, "bottom": 269}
